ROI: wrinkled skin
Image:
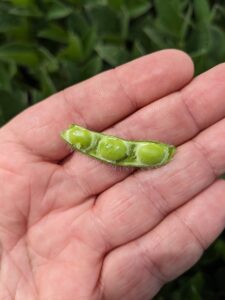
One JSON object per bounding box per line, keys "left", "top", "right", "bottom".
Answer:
{"left": 1, "top": 50, "right": 225, "bottom": 300}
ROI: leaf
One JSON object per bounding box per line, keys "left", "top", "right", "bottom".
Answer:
{"left": 83, "top": 29, "right": 97, "bottom": 59}
{"left": 144, "top": 27, "right": 166, "bottom": 49}
{"left": 8, "top": 62, "right": 18, "bottom": 78}
{"left": 81, "top": 56, "right": 102, "bottom": 79}
{"left": 59, "top": 60, "right": 81, "bottom": 86}
{"left": 120, "top": 6, "right": 129, "bottom": 39}
{"left": 0, "top": 65, "right": 12, "bottom": 91}
{"left": 11, "top": 0, "right": 35, "bottom": 7}
{"left": 58, "top": 33, "right": 83, "bottom": 62}
{"left": 126, "top": 0, "right": 151, "bottom": 19}
{"left": 189, "top": 272, "right": 204, "bottom": 293}
{"left": 47, "top": 1, "right": 73, "bottom": 20}
{"left": 207, "top": 25, "right": 225, "bottom": 67}
{"left": 39, "top": 47, "right": 59, "bottom": 72}
{"left": 214, "top": 239, "right": 225, "bottom": 261}
{"left": 180, "top": 3, "right": 193, "bottom": 42}
{"left": 0, "top": 44, "right": 41, "bottom": 67}
{"left": 8, "top": 4, "right": 43, "bottom": 17}
{"left": 108, "top": 0, "right": 151, "bottom": 18}
{"left": 0, "top": 6, "right": 22, "bottom": 32}
{"left": 86, "top": 5, "right": 122, "bottom": 40}
{"left": 130, "top": 40, "right": 146, "bottom": 59}
{"left": 38, "top": 24, "right": 68, "bottom": 43}
{"left": 95, "top": 44, "right": 129, "bottom": 66}
{"left": 30, "top": 89, "right": 45, "bottom": 104}
{"left": 108, "top": 0, "right": 124, "bottom": 10}
{"left": 67, "top": 11, "right": 90, "bottom": 38}
{"left": 0, "top": 90, "right": 27, "bottom": 124}
{"left": 7, "top": 21, "right": 31, "bottom": 42}
{"left": 188, "top": 20, "right": 211, "bottom": 56}
{"left": 193, "top": 0, "right": 211, "bottom": 24}
{"left": 154, "top": 0, "right": 184, "bottom": 37}
{"left": 39, "top": 67, "right": 56, "bottom": 96}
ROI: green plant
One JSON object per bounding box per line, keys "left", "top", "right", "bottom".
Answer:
{"left": 61, "top": 124, "right": 176, "bottom": 167}
{"left": 1, "top": 0, "right": 225, "bottom": 126}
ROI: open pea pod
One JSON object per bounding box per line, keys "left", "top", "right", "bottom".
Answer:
{"left": 61, "top": 124, "right": 176, "bottom": 168}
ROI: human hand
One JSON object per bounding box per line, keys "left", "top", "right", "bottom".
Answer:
{"left": 0, "top": 49, "right": 225, "bottom": 300}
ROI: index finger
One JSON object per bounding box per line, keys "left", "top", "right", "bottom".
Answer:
{"left": 2, "top": 49, "right": 194, "bottom": 161}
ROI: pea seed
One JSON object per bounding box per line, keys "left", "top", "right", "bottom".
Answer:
{"left": 98, "top": 137, "right": 127, "bottom": 161}
{"left": 137, "top": 143, "right": 167, "bottom": 165}
{"left": 67, "top": 126, "right": 92, "bottom": 150}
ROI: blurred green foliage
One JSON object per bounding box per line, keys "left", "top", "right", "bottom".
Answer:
{"left": 1, "top": 0, "right": 225, "bottom": 125}
{"left": 0, "top": 0, "right": 225, "bottom": 299}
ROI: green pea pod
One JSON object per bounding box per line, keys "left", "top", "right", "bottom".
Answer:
{"left": 61, "top": 124, "right": 176, "bottom": 168}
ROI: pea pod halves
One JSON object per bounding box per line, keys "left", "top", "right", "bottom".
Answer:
{"left": 61, "top": 124, "right": 176, "bottom": 168}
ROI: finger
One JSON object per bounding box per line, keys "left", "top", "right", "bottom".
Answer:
{"left": 62, "top": 63, "right": 225, "bottom": 200}
{"left": 109, "top": 62, "right": 225, "bottom": 145}
{"left": 2, "top": 50, "right": 193, "bottom": 161}
{"left": 101, "top": 180, "right": 225, "bottom": 300}
{"left": 192, "top": 117, "right": 225, "bottom": 176}
{"left": 85, "top": 115, "right": 225, "bottom": 249}
{"left": 182, "top": 63, "right": 225, "bottom": 129}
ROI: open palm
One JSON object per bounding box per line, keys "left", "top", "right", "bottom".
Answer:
{"left": 1, "top": 50, "right": 225, "bottom": 300}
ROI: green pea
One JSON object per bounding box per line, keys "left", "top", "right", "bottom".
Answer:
{"left": 137, "top": 143, "right": 167, "bottom": 165}
{"left": 63, "top": 126, "right": 92, "bottom": 150}
{"left": 61, "top": 124, "right": 176, "bottom": 168}
{"left": 98, "top": 137, "right": 127, "bottom": 161}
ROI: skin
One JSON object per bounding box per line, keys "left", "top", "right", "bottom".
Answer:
{"left": 0, "top": 49, "right": 225, "bottom": 300}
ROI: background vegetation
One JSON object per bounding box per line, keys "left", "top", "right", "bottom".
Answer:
{"left": 0, "top": 0, "right": 225, "bottom": 299}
